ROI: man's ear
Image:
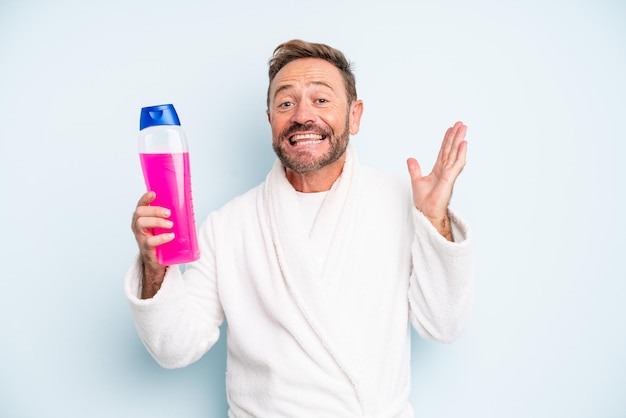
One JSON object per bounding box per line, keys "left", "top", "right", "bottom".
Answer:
{"left": 266, "top": 108, "right": 271, "bottom": 123}
{"left": 349, "top": 99, "right": 364, "bottom": 135}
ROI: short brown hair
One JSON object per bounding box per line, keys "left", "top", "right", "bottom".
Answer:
{"left": 267, "top": 39, "right": 357, "bottom": 107}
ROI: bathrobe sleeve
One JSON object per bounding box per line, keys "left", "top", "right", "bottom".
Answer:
{"left": 408, "top": 207, "right": 474, "bottom": 343}
{"left": 124, "top": 216, "right": 225, "bottom": 369}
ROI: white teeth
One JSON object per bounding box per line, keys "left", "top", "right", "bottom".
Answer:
{"left": 289, "top": 133, "right": 324, "bottom": 146}
{"left": 296, "top": 140, "right": 323, "bottom": 145}
{"left": 292, "top": 134, "right": 323, "bottom": 141}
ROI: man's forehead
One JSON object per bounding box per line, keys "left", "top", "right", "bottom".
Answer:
{"left": 271, "top": 58, "right": 342, "bottom": 90}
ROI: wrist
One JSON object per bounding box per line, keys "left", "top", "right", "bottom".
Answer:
{"left": 141, "top": 261, "right": 167, "bottom": 299}
{"left": 424, "top": 213, "right": 453, "bottom": 242}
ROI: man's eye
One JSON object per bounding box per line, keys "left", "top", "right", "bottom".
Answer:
{"left": 317, "top": 99, "right": 328, "bottom": 104}
{"left": 279, "top": 102, "right": 293, "bottom": 108}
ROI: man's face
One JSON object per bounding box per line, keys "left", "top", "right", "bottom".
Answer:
{"left": 267, "top": 58, "right": 363, "bottom": 174}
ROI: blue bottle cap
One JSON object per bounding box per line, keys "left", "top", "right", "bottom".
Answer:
{"left": 140, "top": 104, "right": 181, "bottom": 130}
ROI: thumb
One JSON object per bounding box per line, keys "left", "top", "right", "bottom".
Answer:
{"left": 406, "top": 158, "right": 422, "bottom": 181}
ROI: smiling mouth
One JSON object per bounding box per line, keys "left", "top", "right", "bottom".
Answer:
{"left": 289, "top": 133, "right": 326, "bottom": 146}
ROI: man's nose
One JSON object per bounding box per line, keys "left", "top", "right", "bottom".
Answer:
{"left": 291, "top": 101, "right": 315, "bottom": 125}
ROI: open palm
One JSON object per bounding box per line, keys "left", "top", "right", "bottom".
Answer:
{"left": 407, "top": 121, "right": 468, "bottom": 228}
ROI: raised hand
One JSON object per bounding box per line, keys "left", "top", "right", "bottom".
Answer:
{"left": 406, "top": 121, "right": 468, "bottom": 240}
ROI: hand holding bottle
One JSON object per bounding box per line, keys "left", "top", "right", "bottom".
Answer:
{"left": 131, "top": 191, "right": 174, "bottom": 298}
{"left": 131, "top": 104, "right": 201, "bottom": 298}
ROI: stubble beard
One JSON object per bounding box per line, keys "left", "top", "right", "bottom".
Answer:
{"left": 272, "top": 117, "right": 350, "bottom": 174}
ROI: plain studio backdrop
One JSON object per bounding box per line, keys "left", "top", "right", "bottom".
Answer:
{"left": 1, "top": 0, "right": 624, "bottom": 416}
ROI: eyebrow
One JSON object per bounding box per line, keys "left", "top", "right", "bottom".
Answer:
{"left": 272, "top": 80, "right": 335, "bottom": 100}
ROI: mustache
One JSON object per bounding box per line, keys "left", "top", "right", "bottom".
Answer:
{"left": 279, "top": 123, "right": 332, "bottom": 140}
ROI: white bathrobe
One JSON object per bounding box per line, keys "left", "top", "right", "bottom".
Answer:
{"left": 125, "top": 145, "right": 474, "bottom": 417}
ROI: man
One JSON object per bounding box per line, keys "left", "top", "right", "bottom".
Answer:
{"left": 127, "top": 39, "right": 474, "bottom": 417}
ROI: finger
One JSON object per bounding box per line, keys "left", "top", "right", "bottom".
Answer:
{"left": 134, "top": 192, "right": 166, "bottom": 223}
{"left": 132, "top": 206, "right": 171, "bottom": 234}
{"left": 452, "top": 122, "right": 468, "bottom": 164}
{"left": 441, "top": 122, "right": 467, "bottom": 166}
{"left": 144, "top": 233, "right": 175, "bottom": 250}
{"left": 435, "top": 126, "right": 453, "bottom": 164}
{"left": 436, "top": 122, "right": 461, "bottom": 167}
{"left": 454, "top": 139, "right": 468, "bottom": 171}
{"left": 137, "top": 191, "right": 156, "bottom": 208}
{"left": 139, "top": 233, "right": 175, "bottom": 265}
{"left": 451, "top": 122, "right": 467, "bottom": 150}
{"left": 135, "top": 216, "right": 174, "bottom": 234}
{"left": 442, "top": 140, "right": 468, "bottom": 183}
{"left": 133, "top": 191, "right": 170, "bottom": 222}
{"left": 406, "top": 158, "right": 422, "bottom": 181}
{"left": 446, "top": 122, "right": 467, "bottom": 166}
{"left": 135, "top": 204, "right": 171, "bottom": 220}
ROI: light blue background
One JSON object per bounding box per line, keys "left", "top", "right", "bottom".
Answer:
{"left": 1, "top": 0, "right": 625, "bottom": 416}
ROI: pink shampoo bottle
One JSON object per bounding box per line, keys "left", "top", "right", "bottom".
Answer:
{"left": 138, "top": 104, "right": 200, "bottom": 265}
